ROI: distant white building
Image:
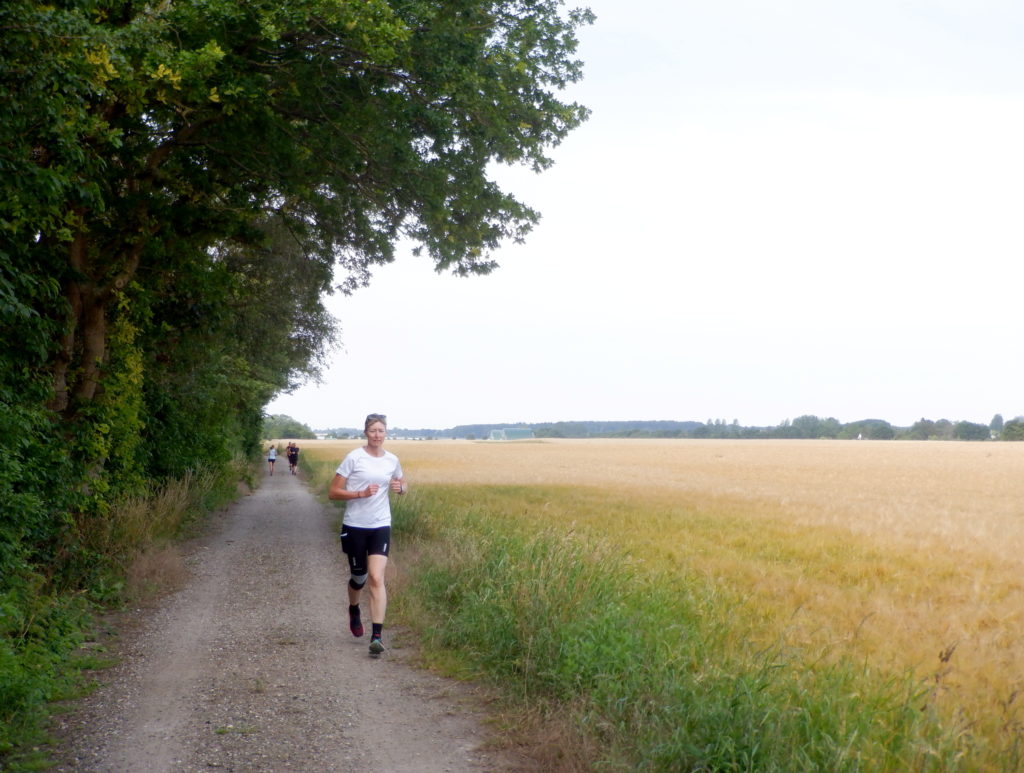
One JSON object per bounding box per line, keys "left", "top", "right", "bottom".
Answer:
{"left": 489, "top": 427, "right": 535, "bottom": 441}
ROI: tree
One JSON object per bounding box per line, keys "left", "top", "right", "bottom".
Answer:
{"left": 0, "top": 2, "right": 594, "bottom": 745}
{"left": 1, "top": 0, "right": 592, "bottom": 511}
{"left": 691, "top": 423, "right": 711, "bottom": 439}
{"left": 1002, "top": 419, "right": 1024, "bottom": 441}
{"left": 787, "top": 415, "right": 841, "bottom": 439}
{"left": 867, "top": 422, "right": 896, "bottom": 440}
{"left": 953, "top": 421, "right": 990, "bottom": 441}
{"left": 263, "top": 415, "right": 317, "bottom": 440}
{"left": 1, "top": 0, "right": 592, "bottom": 465}
{"left": 906, "top": 418, "right": 936, "bottom": 440}
{"left": 840, "top": 419, "right": 895, "bottom": 440}
{"left": 990, "top": 414, "right": 1004, "bottom": 436}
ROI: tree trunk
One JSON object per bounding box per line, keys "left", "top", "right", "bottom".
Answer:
{"left": 48, "top": 220, "right": 143, "bottom": 416}
{"left": 48, "top": 226, "right": 88, "bottom": 414}
{"left": 73, "top": 296, "right": 107, "bottom": 406}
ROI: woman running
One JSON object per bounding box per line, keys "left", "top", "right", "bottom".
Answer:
{"left": 328, "top": 413, "right": 406, "bottom": 656}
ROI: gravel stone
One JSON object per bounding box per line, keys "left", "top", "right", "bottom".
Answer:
{"left": 49, "top": 469, "right": 520, "bottom": 772}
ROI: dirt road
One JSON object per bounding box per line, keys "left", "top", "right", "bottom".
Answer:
{"left": 51, "top": 468, "right": 511, "bottom": 772}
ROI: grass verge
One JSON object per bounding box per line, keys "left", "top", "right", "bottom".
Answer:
{"left": 386, "top": 487, "right": 993, "bottom": 772}
{"left": 0, "top": 457, "right": 255, "bottom": 772}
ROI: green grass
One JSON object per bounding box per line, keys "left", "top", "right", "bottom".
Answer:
{"left": 0, "top": 578, "right": 91, "bottom": 770}
{"left": 0, "top": 457, "right": 256, "bottom": 772}
{"left": 385, "top": 486, "right": 981, "bottom": 772}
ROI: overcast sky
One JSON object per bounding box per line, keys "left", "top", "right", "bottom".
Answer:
{"left": 267, "top": 0, "right": 1024, "bottom": 431}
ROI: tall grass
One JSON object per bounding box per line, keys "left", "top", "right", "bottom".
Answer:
{"left": 0, "top": 457, "right": 253, "bottom": 771}
{"left": 84, "top": 461, "right": 247, "bottom": 561}
{"left": 388, "top": 487, "right": 971, "bottom": 771}
{"left": 0, "top": 571, "right": 90, "bottom": 770}
{"left": 69, "top": 458, "right": 250, "bottom": 601}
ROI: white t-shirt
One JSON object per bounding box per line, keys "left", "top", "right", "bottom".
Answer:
{"left": 336, "top": 446, "right": 404, "bottom": 528}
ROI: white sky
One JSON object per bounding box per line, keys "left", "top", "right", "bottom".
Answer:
{"left": 267, "top": 0, "right": 1024, "bottom": 431}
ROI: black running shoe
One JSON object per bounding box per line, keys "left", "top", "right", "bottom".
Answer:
{"left": 368, "top": 637, "right": 384, "bottom": 656}
{"left": 349, "top": 608, "right": 364, "bottom": 638}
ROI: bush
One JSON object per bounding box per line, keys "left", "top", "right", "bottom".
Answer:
{"left": 1002, "top": 419, "right": 1024, "bottom": 441}
{"left": 0, "top": 458, "right": 252, "bottom": 769}
{"left": 0, "top": 573, "right": 89, "bottom": 762}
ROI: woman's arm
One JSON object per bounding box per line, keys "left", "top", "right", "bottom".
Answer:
{"left": 328, "top": 474, "right": 378, "bottom": 501}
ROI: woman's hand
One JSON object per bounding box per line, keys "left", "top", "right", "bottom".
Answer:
{"left": 362, "top": 484, "right": 380, "bottom": 498}
{"left": 389, "top": 478, "right": 405, "bottom": 494}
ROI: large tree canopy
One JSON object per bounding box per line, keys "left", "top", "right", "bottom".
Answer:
{"left": 1, "top": 0, "right": 591, "bottom": 418}
{"left": 0, "top": 0, "right": 592, "bottom": 722}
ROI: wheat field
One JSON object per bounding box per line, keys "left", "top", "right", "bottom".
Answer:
{"left": 303, "top": 437, "right": 1024, "bottom": 735}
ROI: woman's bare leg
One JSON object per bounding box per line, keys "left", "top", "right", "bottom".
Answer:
{"left": 366, "top": 553, "right": 388, "bottom": 624}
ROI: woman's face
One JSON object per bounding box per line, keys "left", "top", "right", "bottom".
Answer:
{"left": 365, "top": 420, "right": 387, "bottom": 447}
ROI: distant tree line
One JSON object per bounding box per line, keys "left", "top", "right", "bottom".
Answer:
{"left": 263, "top": 415, "right": 318, "bottom": 441}
{"left": 319, "top": 413, "right": 1024, "bottom": 441}
{"left": 530, "top": 416, "right": 1013, "bottom": 441}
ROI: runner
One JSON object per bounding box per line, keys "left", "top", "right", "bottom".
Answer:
{"left": 328, "top": 413, "right": 406, "bottom": 656}
{"left": 267, "top": 444, "right": 277, "bottom": 475}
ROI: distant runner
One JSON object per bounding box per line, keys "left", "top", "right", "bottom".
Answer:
{"left": 328, "top": 413, "right": 406, "bottom": 656}
{"left": 287, "top": 442, "right": 300, "bottom": 475}
{"left": 266, "top": 444, "right": 277, "bottom": 475}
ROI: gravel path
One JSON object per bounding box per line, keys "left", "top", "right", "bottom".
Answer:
{"left": 50, "top": 468, "right": 513, "bottom": 772}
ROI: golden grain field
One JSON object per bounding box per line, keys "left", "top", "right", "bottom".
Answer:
{"left": 301, "top": 437, "right": 1024, "bottom": 731}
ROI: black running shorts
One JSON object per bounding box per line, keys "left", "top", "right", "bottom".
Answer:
{"left": 339, "top": 525, "right": 391, "bottom": 575}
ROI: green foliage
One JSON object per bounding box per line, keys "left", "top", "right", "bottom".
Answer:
{"left": 953, "top": 421, "right": 990, "bottom": 441}
{"left": 263, "top": 414, "right": 317, "bottom": 440}
{"left": 838, "top": 419, "right": 896, "bottom": 440}
{"left": 1002, "top": 419, "right": 1024, "bottom": 441}
{"left": 905, "top": 418, "right": 938, "bottom": 440}
{"left": 0, "top": 461, "right": 249, "bottom": 769}
{"left": 0, "top": 572, "right": 90, "bottom": 762}
{"left": 902, "top": 418, "right": 998, "bottom": 441}
{"left": 800, "top": 414, "right": 840, "bottom": 438}
{"left": 774, "top": 415, "right": 842, "bottom": 439}
{"left": 1, "top": 0, "right": 593, "bottom": 764}
{"left": 1, "top": 0, "right": 592, "bottom": 484}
